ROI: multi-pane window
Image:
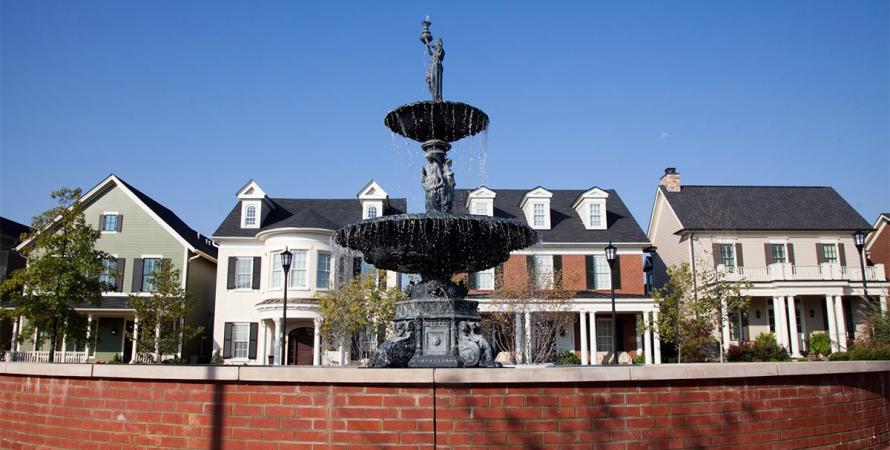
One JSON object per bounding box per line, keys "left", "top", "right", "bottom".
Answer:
{"left": 101, "top": 214, "right": 118, "bottom": 232}
{"left": 473, "top": 202, "right": 489, "bottom": 216}
{"left": 142, "top": 258, "right": 161, "bottom": 292}
{"left": 589, "top": 203, "right": 602, "bottom": 228}
{"left": 316, "top": 252, "right": 332, "bottom": 289}
{"left": 593, "top": 255, "right": 611, "bottom": 289}
{"left": 533, "top": 255, "right": 553, "bottom": 288}
{"left": 367, "top": 206, "right": 378, "bottom": 219}
{"left": 821, "top": 244, "right": 838, "bottom": 264}
{"left": 768, "top": 309, "right": 776, "bottom": 333}
{"left": 232, "top": 323, "right": 250, "bottom": 359}
{"left": 770, "top": 244, "right": 786, "bottom": 263}
{"left": 595, "top": 318, "right": 613, "bottom": 353}
{"left": 533, "top": 203, "right": 545, "bottom": 227}
{"left": 718, "top": 244, "right": 735, "bottom": 268}
{"left": 235, "top": 257, "right": 253, "bottom": 289}
{"left": 290, "top": 250, "right": 308, "bottom": 288}
{"left": 99, "top": 258, "right": 116, "bottom": 287}
{"left": 729, "top": 311, "right": 744, "bottom": 341}
{"left": 244, "top": 206, "right": 256, "bottom": 225}
{"left": 475, "top": 268, "right": 495, "bottom": 290}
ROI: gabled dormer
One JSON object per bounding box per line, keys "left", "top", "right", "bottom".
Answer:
{"left": 519, "top": 187, "right": 553, "bottom": 230}
{"left": 466, "top": 186, "right": 497, "bottom": 217}
{"left": 236, "top": 180, "right": 274, "bottom": 229}
{"left": 571, "top": 187, "right": 609, "bottom": 230}
{"left": 357, "top": 180, "right": 389, "bottom": 219}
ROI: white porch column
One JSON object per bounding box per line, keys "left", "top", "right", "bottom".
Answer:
{"left": 772, "top": 297, "right": 787, "bottom": 349}
{"left": 636, "top": 313, "right": 644, "bottom": 357}
{"left": 720, "top": 299, "right": 731, "bottom": 352}
{"left": 11, "top": 316, "right": 19, "bottom": 353}
{"left": 337, "top": 336, "right": 345, "bottom": 366}
{"left": 524, "top": 310, "right": 532, "bottom": 364}
{"left": 513, "top": 312, "right": 523, "bottom": 364}
{"left": 177, "top": 317, "right": 184, "bottom": 359}
{"left": 61, "top": 330, "right": 67, "bottom": 362}
{"left": 589, "top": 312, "right": 597, "bottom": 365}
{"left": 825, "top": 295, "right": 839, "bottom": 352}
{"left": 154, "top": 323, "right": 161, "bottom": 361}
{"left": 85, "top": 315, "right": 93, "bottom": 359}
{"left": 786, "top": 296, "right": 801, "bottom": 358}
{"left": 880, "top": 295, "right": 887, "bottom": 314}
{"left": 652, "top": 310, "right": 662, "bottom": 364}
{"left": 834, "top": 296, "right": 848, "bottom": 352}
{"left": 273, "top": 318, "right": 282, "bottom": 365}
{"left": 312, "top": 318, "right": 321, "bottom": 366}
{"left": 643, "top": 311, "right": 653, "bottom": 365}
{"left": 579, "top": 311, "right": 589, "bottom": 366}
{"left": 130, "top": 318, "right": 139, "bottom": 364}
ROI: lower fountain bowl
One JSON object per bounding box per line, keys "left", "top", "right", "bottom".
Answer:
{"left": 334, "top": 213, "right": 539, "bottom": 277}
{"left": 384, "top": 101, "right": 490, "bottom": 143}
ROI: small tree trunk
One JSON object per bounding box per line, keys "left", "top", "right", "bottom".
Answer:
{"left": 48, "top": 318, "right": 58, "bottom": 363}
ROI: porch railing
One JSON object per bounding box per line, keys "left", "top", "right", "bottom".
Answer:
{"left": 717, "top": 263, "right": 886, "bottom": 283}
{"left": 3, "top": 351, "right": 87, "bottom": 363}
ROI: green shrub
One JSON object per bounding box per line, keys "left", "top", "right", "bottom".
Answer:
{"left": 633, "top": 353, "right": 646, "bottom": 365}
{"left": 555, "top": 350, "right": 581, "bottom": 366}
{"left": 727, "top": 332, "right": 790, "bottom": 362}
{"left": 808, "top": 332, "right": 832, "bottom": 356}
{"left": 829, "top": 343, "right": 890, "bottom": 361}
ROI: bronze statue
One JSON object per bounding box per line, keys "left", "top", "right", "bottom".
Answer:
{"left": 421, "top": 19, "right": 444, "bottom": 102}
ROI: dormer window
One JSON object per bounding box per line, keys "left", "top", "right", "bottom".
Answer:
{"left": 236, "top": 181, "right": 269, "bottom": 230}
{"left": 244, "top": 206, "right": 256, "bottom": 225}
{"left": 589, "top": 203, "right": 602, "bottom": 228}
{"left": 533, "top": 204, "right": 546, "bottom": 227}
{"left": 240, "top": 201, "right": 262, "bottom": 229}
{"left": 466, "top": 186, "right": 497, "bottom": 218}
{"left": 473, "top": 202, "right": 488, "bottom": 216}
{"left": 367, "top": 206, "right": 378, "bottom": 219}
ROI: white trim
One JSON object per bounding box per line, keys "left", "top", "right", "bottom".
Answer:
{"left": 140, "top": 254, "right": 163, "bottom": 259}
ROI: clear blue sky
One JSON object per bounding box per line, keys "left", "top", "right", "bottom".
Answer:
{"left": 2, "top": 1, "right": 888, "bottom": 236}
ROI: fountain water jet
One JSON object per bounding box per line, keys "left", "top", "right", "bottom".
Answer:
{"left": 334, "top": 20, "right": 538, "bottom": 368}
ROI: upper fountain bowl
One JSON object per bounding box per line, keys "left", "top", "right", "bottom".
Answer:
{"left": 385, "top": 101, "right": 490, "bottom": 143}
{"left": 334, "top": 213, "right": 538, "bottom": 278}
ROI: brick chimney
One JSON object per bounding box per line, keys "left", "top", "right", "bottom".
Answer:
{"left": 659, "top": 167, "right": 681, "bottom": 192}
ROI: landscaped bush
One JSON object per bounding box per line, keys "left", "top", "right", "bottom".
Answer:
{"left": 808, "top": 332, "right": 832, "bottom": 357}
{"left": 828, "top": 343, "right": 890, "bottom": 361}
{"left": 555, "top": 350, "right": 581, "bottom": 365}
{"left": 726, "top": 332, "right": 791, "bottom": 362}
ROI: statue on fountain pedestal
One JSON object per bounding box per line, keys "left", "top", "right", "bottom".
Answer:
{"left": 421, "top": 18, "right": 444, "bottom": 103}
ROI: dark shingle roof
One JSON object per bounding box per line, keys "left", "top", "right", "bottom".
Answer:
{"left": 0, "top": 217, "right": 31, "bottom": 243}
{"left": 452, "top": 188, "right": 649, "bottom": 243}
{"left": 213, "top": 198, "right": 408, "bottom": 237}
{"left": 115, "top": 177, "right": 218, "bottom": 258}
{"left": 662, "top": 185, "right": 871, "bottom": 231}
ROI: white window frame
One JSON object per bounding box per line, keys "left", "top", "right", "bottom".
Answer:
{"left": 589, "top": 203, "right": 602, "bottom": 228}
{"left": 718, "top": 244, "right": 736, "bottom": 269}
{"left": 367, "top": 206, "right": 378, "bottom": 219}
{"left": 244, "top": 205, "right": 257, "bottom": 226}
{"left": 593, "top": 255, "right": 611, "bottom": 290}
{"left": 290, "top": 250, "right": 308, "bottom": 289}
{"left": 533, "top": 203, "right": 546, "bottom": 228}
{"left": 235, "top": 257, "right": 253, "bottom": 290}
{"left": 142, "top": 257, "right": 162, "bottom": 292}
{"left": 475, "top": 268, "right": 495, "bottom": 291}
{"left": 316, "top": 252, "right": 332, "bottom": 289}
{"left": 533, "top": 255, "right": 553, "bottom": 289}
{"left": 473, "top": 201, "right": 489, "bottom": 216}
{"left": 596, "top": 318, "right": 613, "bottom": 353}
{"left": 241, "top": 201, "right": 261, "bottom": 228}
{"left": 232, "top": 323, "right": 250, "bottom": 359}
{"left": 821, "top": 243, "right": 838, "bottom": 264}
{"left": 99, "top": 258, "right": 117, "bottom": 287}
{"left": 770, "top": 243, "right": 787, "bottom": 264}
{"left": 100, "top": 213, "right": 119, "bottom": 232}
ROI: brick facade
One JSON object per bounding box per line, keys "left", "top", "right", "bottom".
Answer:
{"left": 1, "top": 371, "right": 889, "bottom": 449}
{"left": 868, "top": 219, "right": 890, "bottom": 279}
{"left": 480, "top": 254, "right": 645, "bottom": 296}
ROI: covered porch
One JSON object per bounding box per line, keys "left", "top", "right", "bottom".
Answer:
{"left": 255, "top": 299, "right": 323, "bottom": 366}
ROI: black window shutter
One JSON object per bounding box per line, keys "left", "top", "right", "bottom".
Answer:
{"left": 838, "top": 243, "right": 847, "bottom": 266}
{"left": 222, "top": 323, "right": 233, "bottom": 358}
{"left": 252, "top": 256, "right": 261, "bottom": 289}
{"left": 526, "top": 255, "right": 535, "bottom": 283}
{"left": 787, "top": 244, "right": 795, "bottom": 265}
{"left": 248, "top": 323, "right": 258, "bottom": 359}
{"left": 816, "top": 244, "right": 825, "bottom": 264}
{"left": 764, "top": 244, "right": 773, "bottom": 265}
{"left": 132, "top": 258, "right": 144, "bottom": 292}
{"left": 115, "top": 258, "right": 126, "bottom": 292}
{"left": 98, "top": 215, "right": 106, "bottom": 231}
{"left": 712, "top": 244, "right": 720, "bottom": 268}
{"left": 553, "top": 255, "right": 562, "bottom": 279}
{"left": 116, "top": 215, "right": 123, "bottom": 232}
{"left": 227, "top": 257, "right": 236, "bottom": 289}
{"left": 467, "top": 272, "right": 476, "bottom": 290}
{"left": 585, "top": 255, "right": 595, "bottom": 290}
{"left": 612, "top": 256, "right": 621, "bottom": 290}
{"left": 353, "top": 257, "right": 362, "bottom": 277}
{"left": 735, "top": 244, "right": 744, "bottom": 267}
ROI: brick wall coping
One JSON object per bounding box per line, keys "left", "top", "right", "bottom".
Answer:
{"left": 2, "top": 360, "right": 889, "bottom": 383}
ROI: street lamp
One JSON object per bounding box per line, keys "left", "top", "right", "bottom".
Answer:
{"left": 852, "top": 230, "right": 869, "bottom": 302}
{"left": 604, "top": 241, "right": 618, "bottom": 365}
{"left": 280, "top": 247, "right": 293, "bottom": 366}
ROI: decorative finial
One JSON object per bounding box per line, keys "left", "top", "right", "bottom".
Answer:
{"left": 420, "top": 17, "right": 432, "bottom": 46}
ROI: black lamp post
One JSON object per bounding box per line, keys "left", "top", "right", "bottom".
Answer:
{"left": 852, "top": 230, "right": 869, "bottom": 302}
{"left": 280, "top": 247, "right": 293, "bottom": 366}
{"left": 605, "top": 241, "right": 618, "bottom": 365}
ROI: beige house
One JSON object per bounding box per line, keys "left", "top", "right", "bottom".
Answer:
{"left": 648, "top": 168, "right": 889, "bottom": 357}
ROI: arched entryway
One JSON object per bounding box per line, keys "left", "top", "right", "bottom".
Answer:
{"left": 287, "top": 327, "right": 314, "bottom": 365}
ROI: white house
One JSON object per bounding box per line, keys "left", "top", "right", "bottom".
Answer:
{"left": 210, "top": 180, "right": 404, "bottom": 366}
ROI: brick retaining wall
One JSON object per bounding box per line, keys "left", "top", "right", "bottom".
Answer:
{"left": 0, "top": 363, "right": 888, "bottom": 449}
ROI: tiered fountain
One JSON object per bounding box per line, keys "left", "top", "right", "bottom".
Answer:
{"left": 335, "top": 20, "right": 538, "bottom": 368}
